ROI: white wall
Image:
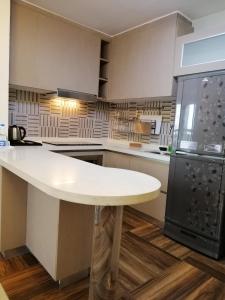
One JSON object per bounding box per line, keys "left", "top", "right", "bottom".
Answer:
{"left": 193, "top": 10, "right": 225, "bottom": 32}
{"left": 0, "top": 0, "right": 10, "bottom": 129}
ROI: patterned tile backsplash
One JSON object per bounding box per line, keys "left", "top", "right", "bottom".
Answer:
{"left": 109, "top": 100, "right": 176, "bottom": 145}
{"left": 9, "top": 89, "right": 176, "bottom": 145}
{"left": 9, "top": 89, "right": 110, "bottom": 139}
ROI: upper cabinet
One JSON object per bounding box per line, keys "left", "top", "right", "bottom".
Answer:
{"left": 107, "top": 14, "right": 193, "bottom": 101}
{"left": 9, "top": 2, "right": 101, "bottom": 94}
{"left": 174, "top": 26, "right": 225, "bottom": 76}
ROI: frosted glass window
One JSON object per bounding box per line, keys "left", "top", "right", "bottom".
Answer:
{"left": 182, "top": 33, "right": 225, "bottom": 67}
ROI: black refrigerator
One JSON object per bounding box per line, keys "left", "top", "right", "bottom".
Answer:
{"left": 164, "top": 70, "right": 225, "bottom": 259}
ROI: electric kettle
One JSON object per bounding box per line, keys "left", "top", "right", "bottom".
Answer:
{"left": 8, "top": 125, "right": 26, "bottom": 141}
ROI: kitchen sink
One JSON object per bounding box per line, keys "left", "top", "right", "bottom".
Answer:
{"left": 144, "top": 150, "right": 161, "bottom": 154}
{"left": 144, "top": 150, "right": 170, "bottom": 155}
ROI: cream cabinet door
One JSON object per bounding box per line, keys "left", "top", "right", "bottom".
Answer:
{"left": 103, "top": 151, "right": 131, "bottom": 169}
{"left": 107, "top": 14, "right": 192, "bottom": 100}
{"left": 133, "top": 192, "right": 167, "bottom": 222}
{"left": 10, "top": 2, "right": 100, "bottom": 94}
{"left": 103, "top": 151, "right": 169, "bottom": 221}
{"left": 36, "top": 12, "right": 100, "bottom": 93}
{"left": 104, "top": 152, "right": 169, "bottom": 192}
{"left": 9, "top": 2, "right": 39, "bottom": 88}
{"left": 108, "top": 14, "right": 178, "bottom": 100}
{"left": 129, "top": 157, "right": 169, "bottom": 221}
{"left": 130, "top": 157, "right": 169, "bottom": 193}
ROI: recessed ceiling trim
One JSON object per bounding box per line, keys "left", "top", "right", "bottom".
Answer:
{"left": 111, "top": 10, "right": 193, "bottom": 37}
{"left": 20, "top": 0, "right": 112, "bottom": 37}
{"left": 20, "top": 0, "right": 193, "bottom": 37}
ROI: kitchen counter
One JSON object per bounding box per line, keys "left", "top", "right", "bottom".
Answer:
{"left": 31, "top": 137, "right": 171, "bottom": 164}
{"left": 105, "top": 145, "right": 170, "bottom": 164}
{"left": 0, "top": 147, "right": 160, "bottom": 206}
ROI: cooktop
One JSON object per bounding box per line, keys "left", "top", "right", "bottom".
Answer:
{"left": 43, "top": 141, "right": 103, "bottom": 146}
{"left": 10, "top": 140, "right": 43, "bottom": 146}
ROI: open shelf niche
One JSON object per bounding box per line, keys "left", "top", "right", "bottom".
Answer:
{"left": 98, "top": 40, "right": 110, "bottom": 100}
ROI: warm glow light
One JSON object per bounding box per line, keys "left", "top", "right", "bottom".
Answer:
{"left": 54, "top": 98, "right": 64, "bottom": 107}
{"left": 53, "top": 97, "right": 78, "bottom": 108}
{"left": 68, "top": 100, "right": 77, "bottom": 108}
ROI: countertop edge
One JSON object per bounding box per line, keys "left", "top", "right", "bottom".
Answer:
{"left": 0, "top": 148, "right": 161, "bottom": 206}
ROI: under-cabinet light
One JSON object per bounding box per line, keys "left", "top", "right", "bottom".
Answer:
{"left": 53, "top": 97, "right": 78, "bottom": 108}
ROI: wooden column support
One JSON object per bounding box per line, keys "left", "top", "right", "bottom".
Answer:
{"left": 89, "top": 205, "right": 123, "bottom": 300}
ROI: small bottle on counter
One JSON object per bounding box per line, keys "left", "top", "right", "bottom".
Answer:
{"left": 0, "top": 124, "right": 9, "bottom": 147}
{"left": 167, "top": 144, "right": 174, "bottom": 154}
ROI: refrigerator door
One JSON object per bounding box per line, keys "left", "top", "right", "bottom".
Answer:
{"left": 165, "top": 154, "right": 225, "bottom": 241}
{"left": 176, "top": 73, "right": 225, "bottom": 155}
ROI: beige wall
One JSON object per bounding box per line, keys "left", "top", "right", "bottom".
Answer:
{"left": 0, "top": 0, "right": 10, "bottom": 128}
{"left": 193, "top": 10, "right": 225, "bottom": 32}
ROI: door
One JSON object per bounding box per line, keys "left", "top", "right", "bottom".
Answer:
{"left": 166, "top": 154, "right": 225, "bottom": 240}
{"left": 176, "top": 73, "right": 225, "bottom": 155}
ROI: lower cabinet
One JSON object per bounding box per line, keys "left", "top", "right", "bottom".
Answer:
{"left": 103, "top": 151, "right": 169, "bottom": 221}
{"left": 132, "top": 192, "right": 167, "bottom": 222}
{"left": 0, "top": 170, "right": 94, "bottom": 282}
{"left": 103, "top": 151, "right": 131, "bottom": 169}
{"left": 0, "top": 167, "right": 27, "bottom": 253}
{"left": 26, "top": 185, "right": 94, "bottom": 282}
{"left": 129, "top": 156, "right": 168, "bottom": 193}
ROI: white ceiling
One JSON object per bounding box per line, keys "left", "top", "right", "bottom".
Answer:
{"left": 23, "top": 0, "right": 225, "bottom": 36}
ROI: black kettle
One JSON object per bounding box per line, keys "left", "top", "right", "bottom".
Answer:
{"left": 8, "top": 125, "right": 26, "bottom": 141}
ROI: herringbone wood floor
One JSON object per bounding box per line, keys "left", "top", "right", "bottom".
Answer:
{"left": 1, "top": 207, "right": 225, "bottom": 299}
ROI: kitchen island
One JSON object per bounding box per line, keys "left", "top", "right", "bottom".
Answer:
{"left": 0, "top": 147, "right": 160, "bottom": 299}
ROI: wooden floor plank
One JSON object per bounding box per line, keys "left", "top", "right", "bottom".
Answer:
{"left": 1, "top": 265, "right": 57, "bottom": 300}
{"left": 1, "top": 208, "right": 225, "bottom": 299}
{"left": 185, "top": 252, "right": 225, "bottom": 282}
{"left": 129, "top": 262, "right": 225, "bottom": 300}
{"left": 130, "top": 224, "right": 162, "bottom": 241}
{"left": 30, "top": 278, "right": 89, "bottom": 300}
{"left": 125, "top": 206, "right": 163, "bottom": 228}
{"left": 150, "top": 234, "right": 194, "bottom": 259}
{"left": 184, "top": 277, "right": 225, "bottom": 300}
{"left": 123, "top": 208, "right": 149, "bottom": 230}
{"left": 0, "top": 254, "right": 38, "bottom": 280}
{"left": 122, "top": 232, "right": 179, "bottom": 273}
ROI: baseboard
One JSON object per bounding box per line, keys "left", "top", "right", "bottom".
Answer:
{"left": 2, "top": 245, "right": 29, "bottom": 259}
{"left": 58, "top": 268, "right": 90, "bottom": 288}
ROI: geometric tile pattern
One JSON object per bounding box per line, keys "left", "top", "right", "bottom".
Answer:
{"left": 9, "top": 88, "right": 175, "bottom": 144}
{"left": 9, "top": 88, "right": 110, "bottom": 139}
{"left": 109, "top": 99, "right": 176, "bottom": 145}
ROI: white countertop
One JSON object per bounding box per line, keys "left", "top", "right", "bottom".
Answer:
{"left": 0, "top": 146, "right": 161, "bottom": 206}
{"left": 105, "top": 145, "right": 170, "bottom": 164}
{"left": 35, "top": 137, "right": 170, "bottom": 164}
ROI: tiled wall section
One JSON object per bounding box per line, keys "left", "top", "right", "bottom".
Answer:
{"left": 109, "top": 100, "right": 176, "bottom": 145}
{"left": 9, "top": 89, "right": 109, "bottom": 138}
{"left": 9, "top": 89, "right": 176, "bottom": 144}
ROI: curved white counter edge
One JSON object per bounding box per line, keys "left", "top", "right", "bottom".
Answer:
{"left": 0, "top": 147, "right": 161, "bottom": 206}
